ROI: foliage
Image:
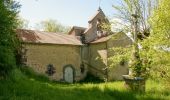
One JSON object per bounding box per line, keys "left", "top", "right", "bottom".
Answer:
{"left": 36, "top": 19, "right": 71, "bottom": 33}
{"left": 149, "top": 0, "right": 170, "bottom": 46}
{"left": 108, "top": 47, "right": 131, "bottom": 68}
{"left": 0, "top": 0, "right": 20, "bottom": 77}
{"left": 110, "top": 0, "right": 158, "bottom": 79}
{"left": 129, "top": 50, "right": 151, "bottom": 78}
{"left": 0, "top": 46, "right": 16, "bottom": 77}
{"left": 17, "top": 16, "right": 29, "bottom": 29}
{"left": 108, "top": 46, "right": 150, "bottom": 78}
{"left": 112, "top": 0, "right": 158, "bottom": 39}
{"left": 0, "top": 69, "right": 169, "bottom": 100}
{"left": 141, "top": 0, "right": 170, "bottom": 84}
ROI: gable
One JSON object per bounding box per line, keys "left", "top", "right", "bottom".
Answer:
{"left": 68, "top": 8, "right": 110, "bottom": 44}
{"left": 88, "top": 7, "right": 107, "bottom": 23}
{"left": 84, "top": 8, "right": 110, "bottom": 43}
{"left": 107, "top": 32, "right": 133, "bottom": 48}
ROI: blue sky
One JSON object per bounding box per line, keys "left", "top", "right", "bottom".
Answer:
{"left": 17, "top": 0, "right": 120, "bottom": 28}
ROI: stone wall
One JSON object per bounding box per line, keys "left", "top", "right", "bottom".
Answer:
{"left": 85, "top": 11, "right": 106, "bottom": 43}
{"left": 88, "top": 42, "right": 107, "bottom": 79}
{"left": 107, "top": 32, "right": 132, "bottom": 80}
{"left": 21, "top": 32, "right": 132, "bottom": 82}
{"left": 23, "top": 43, "right": 85, "bottom": 82}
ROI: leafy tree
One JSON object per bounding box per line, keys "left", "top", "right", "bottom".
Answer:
{"left": 110, "top": 0, "right": 154, "bottom": 78}
{"left": 36, "top": 19, "right": 70, "bottom": 34}
{"left": 0, "top": 0, "right": 20, "bottom": 77}
{"left": 110, "top": 0, "right": 169, "bottom": 87}
{"left": 142, "top": 0, "right": 170, "bottom": 84}
{"left": 17, "top": 16, "right": 29, "bottom": 29}
{"left": 112, "top": 0, "right": 157, "bottom": 40}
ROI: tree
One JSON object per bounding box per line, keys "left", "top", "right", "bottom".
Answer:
{"left": 108, "top": 0, "right": 159, "bottom": 92}
{"left": 142, "top": 0, "right": 170, "bottom": 85}
{"left": 111, "top": 0, "right": 155, "bottom": 78}
{"left": 0, "top": 0, "right": 20, "bottom": 77}
{"left": 36, "top": 19, "right": 70, "bottom": 34}
{"left": 112, "top": 0, "right": 157, "bottom": 40}
{"left": 17, "top": 16, "right": 29, "bottom": 29}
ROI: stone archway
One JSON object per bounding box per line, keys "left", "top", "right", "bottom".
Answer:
{"left": 63, "top": 65, "right": 74, "bottom": 83}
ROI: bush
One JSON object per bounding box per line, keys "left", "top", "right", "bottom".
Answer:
{"left": 0, "top": 46, "right": 16, "bottom": 77}
{"left": 0, "top": 0, "right": 20, "bottom": 77}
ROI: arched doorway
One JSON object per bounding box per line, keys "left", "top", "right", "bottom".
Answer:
{"left": 63, "top": 65, "right": 74, "bottom": 83}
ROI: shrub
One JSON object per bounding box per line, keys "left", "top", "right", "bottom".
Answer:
{"left": 0, "top": 0, "right": 20, "bottom": 77}
{"left": 0, "top": 46, "right": 16, "bottom": 77}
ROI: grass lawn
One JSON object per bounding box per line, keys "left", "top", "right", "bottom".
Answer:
{"left": 0, "top": 69, "right": 169, "bottom": 100}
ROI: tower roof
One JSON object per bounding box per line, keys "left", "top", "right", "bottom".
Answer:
{"left": 88, "top": 8, "right": 105, "bottom": 23}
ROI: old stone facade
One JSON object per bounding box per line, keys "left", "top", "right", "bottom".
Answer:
{"left": 17, "top": 8, "right": 132, "bottom": 83}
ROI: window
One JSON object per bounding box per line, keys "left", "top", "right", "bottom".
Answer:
{"left": 96, "top": 18, "right": 103, "bottom": 38}
{"left": 97, "top": 19, "right": 102, "bottom": 31}
{"left": 46, "top": 64, "right": 56, "bottom": 76}
{"left": 80, "top": 64, "right": 85, "bottom": 74}
{"left": 21, "top": 48, "right": 28, "bottom": 65}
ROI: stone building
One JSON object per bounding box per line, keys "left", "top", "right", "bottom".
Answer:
{"left": 17, "top": 8, "right": 132, "bottom": 83}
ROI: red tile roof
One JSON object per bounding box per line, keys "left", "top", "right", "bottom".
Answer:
{"left": 17, "top": 29, "right": 82, "bottom": 45}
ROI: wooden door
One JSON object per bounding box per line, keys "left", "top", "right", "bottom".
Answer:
{"left": 64, "top": 66, "right": 73, "bottom": 83}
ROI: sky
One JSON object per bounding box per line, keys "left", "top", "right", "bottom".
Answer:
{"left": 16, "top": 0, "right": 120, "bottom": 28}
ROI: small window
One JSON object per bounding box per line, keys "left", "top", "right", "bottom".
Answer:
{"left": 22, "top": 56, "right": 27, "bottom": 62}
{"left": 21, "top": 55, "right": 27, "bottom": 65}
{"left": 80, "top": 64, "right": 85, "bottom": 74}
{"left": 46, "top": 64, "right": 56, "bottom": 76}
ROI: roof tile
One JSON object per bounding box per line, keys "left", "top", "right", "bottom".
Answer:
{"left": 17, "top": 29, "right": 82, "bottom": 45}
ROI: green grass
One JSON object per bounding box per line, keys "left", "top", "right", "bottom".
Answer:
{"left": 0, "top": 69, "right": 169, "bottom": 100}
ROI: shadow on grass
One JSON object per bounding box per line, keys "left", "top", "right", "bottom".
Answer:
{"left": 0, "top": 79, "right": 135, "bottom": 100}
{"left": 79, "top": 72, "right": 104, "bottom": 84}
{"left": 18, "top": 66, "right": 50, "bottom": 82}
{"left": 2, "top": 68, "right": 168, "bottom": 100}
{"left": 1, "top": 76, "right": 169, "bottom": 100}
